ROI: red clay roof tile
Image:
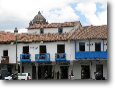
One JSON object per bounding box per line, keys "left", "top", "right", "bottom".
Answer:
{"left": 0, "top": 25, "right": 107, "bottom": 43}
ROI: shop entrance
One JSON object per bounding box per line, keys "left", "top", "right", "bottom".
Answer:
{"left": 32, "top": 65, "right": 52, "bottom": 79}
{"left": 60, "top": 66, "right": 68, "bottom": 79}
{"left": 96, "top": 64, "right": 103, "bottom": 77}
{"left": 81, "top": 65, "right": 90, "bottom": 79}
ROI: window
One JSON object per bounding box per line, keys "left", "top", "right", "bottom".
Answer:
{"left": 40, "top": 29, "right": 44, "bottom": 34}
{"left": 95, "top": 42, "right": 101, "bottom": 51}
{"left": 23, "top": 46, "right": 29, "bottom": 54}
{"left": 40, "top": 45, "right": 46, "bottom": 53}
{"left": 58, "top": 28, "right": 63, "bottom": 34}
{"left": 3, "top": 50, "right": 8, "bottom": 56}
{"left": 79, "top": 42, "right": 85, "bottom": 51}
{"left": 57, "top": 45, "right": 65, "bottom": 53}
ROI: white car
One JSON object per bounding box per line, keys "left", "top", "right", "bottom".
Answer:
{"left": 5, "top": 73, "right": 31, "bottom": 80}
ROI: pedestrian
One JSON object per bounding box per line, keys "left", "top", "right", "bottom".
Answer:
{"left": 98, "top": 71, "right": 102, "bottom": 80}
{"left": 94, "top": 72, "right": 96, "bottom": 80}
{"left": 96, "top": 71, "right": 99, "bottom": 80}
{"left": 12, "top": 73, "right": 16, "bottom": 80}
{"left": 0, "top": 74, "right": 2, "bottom": 80}
{"left": 57, "top": 71, "right": 59, "bottom": 79}
{"left": 45, "top": 71, "right": 48, "bottom": 79}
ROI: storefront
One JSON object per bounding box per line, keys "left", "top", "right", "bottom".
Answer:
{"left": 60, "top": 66, "right": 68, "bottom": 79}
{"left": 81, "top": 65, "right": 90, "bottom": 79}
{"left": 32, "top": 65, "right": 52, "bottom": 79}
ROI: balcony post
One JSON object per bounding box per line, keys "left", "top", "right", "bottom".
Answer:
{"left": 20, "top": 62, "right": 22, "bottom": 73}
{"left": 74, "top": 40, "right": 77, "bottom": 59}
{"left": 89, "top": 40, "right": 90, "bottom": 51}
{"left": 35, "top": 62, "right": 38, "bottom": 80}
{"left": 74, "top": 40, "right": 77, "bottom": 52}
{"left": 90, "top": 62, "right": 92, "bottom": 79}
{"left": 103, "top": 39, "right": 104, "bottom": 51}
{"left": 52, "top": 62, "right": 56, "bottom": 80}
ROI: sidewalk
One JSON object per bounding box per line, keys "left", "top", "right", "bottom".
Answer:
{"left": 32, "top": 78, "right": 95, "bottom": 80}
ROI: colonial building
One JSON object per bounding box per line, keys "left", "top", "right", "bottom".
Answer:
{"left": 0, "top": 11, "right": 107, "bottom": 80}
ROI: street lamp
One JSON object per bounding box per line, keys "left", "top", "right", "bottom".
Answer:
{"left": 14, "top": 27, "right": 18, "bottom": 80}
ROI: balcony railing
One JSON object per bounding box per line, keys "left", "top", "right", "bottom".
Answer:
{"left": 20, "top": 54, "right": 31, "bottom": 62}
{"left": 1, "top": 56, "right": 9, "bottom": 64}
{"left": 55, "top": 53, "right": 66, "bottom": 61}
{"left": 75, "top": 51, "right": 107, "bottom": 59}
{"left": 35, "top": 53, "right": 50, "bottom": 62}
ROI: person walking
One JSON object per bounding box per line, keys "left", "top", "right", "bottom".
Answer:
{"left": 0, "top": 74, "right": 2, "bottom": 80}
{"left": 12, "top": 73, "right": 16, "bottom": 80}
{"left": 57, "top": 71, "right": 59, "bottom": 79}
{"left": 45, "top": 71, "right": 48, "bottom": 79}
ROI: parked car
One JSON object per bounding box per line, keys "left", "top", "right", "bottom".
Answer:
{"left": 5, "top": 73, "right": 31, "bottom": 80}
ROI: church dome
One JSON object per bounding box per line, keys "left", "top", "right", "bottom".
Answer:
{"left": 29, "top": 11, "right": 48, "bottom": 26}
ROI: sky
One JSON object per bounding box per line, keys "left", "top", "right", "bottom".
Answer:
{"left": 0, "top": 0, "right": 107, "bottom": 33}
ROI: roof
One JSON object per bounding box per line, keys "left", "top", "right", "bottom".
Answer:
{"left": 27, "top": 21, "right": 79, "bottom": 29}
{"left": 68, "top": 25, "right": 107, "bottom": 40}
{"left": 0, "top": 25, "right": 107, "bottom": 43}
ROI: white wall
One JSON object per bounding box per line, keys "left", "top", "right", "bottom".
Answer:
{"left": 0, "top": 39, "right": 107, "bottom": 63}
{"left": 28, "top": 27, "right": 73, "bottom": 34}
{"left": 0, "top": 44, "right": 16, "bottom": 63}
{"left": 14, "top": 41, "right": 73, "bottom": 62}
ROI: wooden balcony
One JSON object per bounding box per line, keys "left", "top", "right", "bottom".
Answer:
{"left": 55, "top": 53, "right": 66, "bottom": 61}
{"left": 35, "top": 53, "right": 50, "bottom": 62}
{"left": 20, "top": 54, "right": 31, "bottom": 62}
{"left": 1, "top": 56, "right": 9, "bottom": 64}
{"left": 75, "top": 51, "right": 107, "bottom": 59}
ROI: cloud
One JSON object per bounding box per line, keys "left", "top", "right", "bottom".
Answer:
{"left": 45, "top": 6, "right": 79, "bottom": 23}
{"left": 75, "top": 2, "right": 107, "bottom": 25}
{"left": 99, "top": 4, "right": 107, "bottom": 9}
{"left": 75, "top": 3, "right": 96, "bottom": 15}
{"left": 0, "top": 0, "right": 107, "bottom": 32}
{"left": 5, "top": 28, "right": 27, "bottom": 33}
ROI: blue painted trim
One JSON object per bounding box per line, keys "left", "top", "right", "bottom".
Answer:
{"left": 75, "top": 51, "right": 107, "bottom": 59}
{"left": 74, "top": 40, "right": 76, "bottom": 52}
{"left": 89, "top": 40, "right": 90, "bottom": 51}
{"left": 74, "top": 40, "right": 76, "bottom": 59}
{"left": 103, "top": 40, "right": 104, "bottom": 51}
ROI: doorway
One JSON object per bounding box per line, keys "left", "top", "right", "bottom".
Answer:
{"left": 60, "top": 66, "right": 68, "bottom": 79}
{"left": 81, "top": 65, "right": 90, "bottom": 79}
{"left": 45, "top": 65, "right": 52, "bottom": 78}
{"left": 96, "top": 64, "right": 103, "bottom": 77}
{"left": 35, "top": 65, "right": 52, "bottom": 79}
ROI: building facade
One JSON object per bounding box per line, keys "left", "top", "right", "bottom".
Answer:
{"left": 0, "top": 11, "right": 107, "bottom": 80}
